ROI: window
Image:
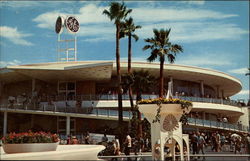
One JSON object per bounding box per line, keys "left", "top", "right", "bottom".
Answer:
{"left": 58, "top": 81, "right": 76, "bottom": 100}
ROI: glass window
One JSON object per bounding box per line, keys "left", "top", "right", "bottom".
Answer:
{"left": 67, "top": 82, "right": 75, "bottom": 90}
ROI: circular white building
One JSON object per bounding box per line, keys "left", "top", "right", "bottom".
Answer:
{"left": 0, "top": 61, "right": 249, "bottom": 138}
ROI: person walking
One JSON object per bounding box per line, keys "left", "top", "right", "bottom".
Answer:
{"left": 191, "top": 133, "right": 198, "bottom": 155}
{"left": 124, "top": 133, "right": 132, "bottom": 161}
{"left": 215, "top": 131, "right": 221, "bottom": 152}
{"left": 211, "top": 133, "right": 217, "bottom": 152}
{"left": 246, "top": 134, "right": 250, "bottom": 154}
{"left": 220, "top": 133, "right": 226, "bottom": 152}
{"left": 85, "top": 131, "right": 90, "bottom": 144}
{"left": 115, "top": 135, "right": 120, "bottom": 155}
{"left": 197, "top": 132, "right": 205, "bottom": 155}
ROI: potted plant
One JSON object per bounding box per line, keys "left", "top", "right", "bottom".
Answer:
{"left": 138, "top": 98, "right": 192, "bottom": 132}
{"left": 1, "top": 130, "right": 59, "bottom": 154}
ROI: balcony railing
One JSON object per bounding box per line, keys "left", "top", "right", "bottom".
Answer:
{"left": 0, "top": 104, "right": 249, "bottom": 132}
{"left": 187, "top": 118, "right": 249, "bottom": 132}
{"left": 5, "top": 94, "right": 242, "bottom": 107}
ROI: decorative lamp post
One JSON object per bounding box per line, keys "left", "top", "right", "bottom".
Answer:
{"left": 138, "top": 98, "right": 192, "bottom": 161}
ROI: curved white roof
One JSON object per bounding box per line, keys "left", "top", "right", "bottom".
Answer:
{"left": 0, "top": 61, "right": 242, "bottom": 96}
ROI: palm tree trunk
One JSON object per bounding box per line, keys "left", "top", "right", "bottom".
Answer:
{"left": 136, "top": 92, "right": 142, "bottom": 137}
{"left": 116, "top": 24, "right": 123, "bottom": 124}
{"left": 159, "top": 58, "right": 164, "bottom": 98}
{"left": 128, "top": 34, "right": 134, "bottom": 109}
{"left": 137, "top": 110, "right": 142, "bottom": 137}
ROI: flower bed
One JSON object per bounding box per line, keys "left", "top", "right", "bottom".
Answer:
{"left": 138, "top": 98, "right": 192, "bottom": 109}
{"left": 1, "top": 131, "right": 59, "bottom": 154}
{"left": 2, "top": 131, "right": 59, "bottom": 144}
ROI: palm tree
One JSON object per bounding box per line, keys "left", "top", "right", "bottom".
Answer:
{"left": 132, "top": 70, "right": 155, "bottom": 102}
{"left": 120, "top": 17, "right": 141, "bottom": 109}
{"left": 143, "top": 28, "right": 183, "bottom": 98}
{"left": 103, "top": 2, "right": 132, "bottom": 125}
{"left": 132, "top": 70, "right": 155, "bottom": 137}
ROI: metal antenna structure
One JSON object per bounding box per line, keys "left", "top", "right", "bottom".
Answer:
{"left": 55, "top": 16, "right": 80, "bottom": 62}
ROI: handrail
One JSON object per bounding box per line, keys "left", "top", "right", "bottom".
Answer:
{"left": 0, "top": 104, "right": 249, "bottom": 132}
{"left": 187, "top": 117, "right": 249, "bottom": 132}
{"left": 1, "top": 94, "right": 243, "bottom": 107}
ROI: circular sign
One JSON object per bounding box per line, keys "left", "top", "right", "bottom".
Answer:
{"left": 65, "top": 16, "right": 79, "bottom": 33}
{"left": 162, "top": 114, "right": 179, "bottom": 131}
{"left": 55, "top": 16, "right": 64, "bottom": 34}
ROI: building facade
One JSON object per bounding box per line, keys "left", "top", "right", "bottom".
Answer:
{"left": 0, "top": 61, "right": 249, "bottom": 138}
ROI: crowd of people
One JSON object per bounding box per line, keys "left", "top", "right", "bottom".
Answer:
{"left": 61, "top": 130, "right": 250, "bottom": 157}
{"left": 190, "top": 131, "right": 250, "bottom": 155}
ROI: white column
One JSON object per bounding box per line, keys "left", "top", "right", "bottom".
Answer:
{"left": 66, "top": 116, "right": 70, "bottom": 136}
{"left": 32, "top": 79, "right": 36, "bottom": 99}
{"left": 200, "top": 80, "right": 204, "bottom": 97}
{"left": 3, "top": 111, "right": 8, "bottom": 137}
{"left": 170, "top": 77, "right": 173, "bottom": 95}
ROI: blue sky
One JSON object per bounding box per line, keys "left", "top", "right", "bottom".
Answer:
{"left": 0, "top": 1, "right": 249, "bottom": 101}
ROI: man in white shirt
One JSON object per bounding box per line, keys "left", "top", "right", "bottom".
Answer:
{"left": 124, "top": 133, "right": 132, "bottom": 159}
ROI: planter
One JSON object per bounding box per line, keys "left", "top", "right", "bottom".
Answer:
{"left": 139, "top": 104, "right": 192, "bottom": 132}
{"left": 3, "top": 142, "right": 59, "bottom": 154}
{"left": 1, "top": 145, "right": 105, "bottom": 160}
{"left": 139, "top": 104, "right": 184, "bottom": 120}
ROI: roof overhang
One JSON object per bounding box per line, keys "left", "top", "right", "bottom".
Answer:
{"left": 2, "top": 61, "right": 113, "bottom": 82}
{"left": 118, "top": 62, "right": 242, "bottom": 97}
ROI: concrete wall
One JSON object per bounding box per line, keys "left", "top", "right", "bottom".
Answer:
{"left": 3, "top": 80, "right": 32, "bottom": 99}
{"left": 76, "top": 81, "right": 96, "bottom": 95}
{"left": 238, "top": 107, "right": 249, "bottom": 127}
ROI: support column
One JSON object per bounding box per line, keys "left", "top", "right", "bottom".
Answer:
{"left": 216, "top": 85, "right": 220, "bottom": 98}
{"left": 32, "top": 78, "right": 36, "bottom": 99}
{"left": 3, "top": 111, "right": 8, "bottom": 137}
{"left": 66, "top": 116, "right": 70, "bottom": 136}
{"left": 31, "top": 114, "right": 34, "bottom": 130}
{"left": 202, "top": 112, "right": 205, "bottom": 120}
{"left": 221, "top": 90, "right": 225, "bottom": 99}
{"left": 0, "top": 81, "right": 3, "bottom": 97}
{"left": 170, "top": 77, "right": 173, "bottom": 95}
{"left": 200, "top": 80, "right": 204, "bottom": 97}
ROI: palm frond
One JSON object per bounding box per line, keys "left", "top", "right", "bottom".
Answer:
{"left": 132, "top": 34, "right": 139, "bottom": 41}
{"left": 102, "top": 10, "right": 112, "bottom": 21}
{"left": 170, "top": 44, "right": 183, "bottom": 53}
{"left": 167, "top": 54, "right": 176, "bottom": 64}
{"left": 147, "top": 49, "right": 158, "bottom": 62}
{"left": 142, "top": 45, "right": 153, "bottom": 51}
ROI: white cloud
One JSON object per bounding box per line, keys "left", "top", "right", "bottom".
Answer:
{"left": 179, "top": 0, "right": 205, "bottom": 5}
{"left": 33, "top": 11, "right": 64, "bottom": 29}
{"left": 32, "top": 4, "right": 108, "bottom": 29}
{"left": 0, "top": 1, "right": 80, "bottom": 8}
{"left": 136, "top": 22, "right": 248, "bottom": 43}
{"left": 132, "top": 7, "right": 237, "bottom": 22}
{"left": 0, "top": 26, "right": 33, "bottom": 46}
{"left": 228, "top": 68, "right": 249, "bottom": 74}
{"left": 32, "top": 3, "right": 247, "bottom": 43}
{"left": 0, "top": 60, "right": 22, "bottom": 68}
{"left": 175, "top": 53, "right": 233, "bottom": 67}
{"left": 236, "top": 90, "right": 250, "bottom": 95}
{"left": 0, "top": 1, "right": 41, "bottom": 8}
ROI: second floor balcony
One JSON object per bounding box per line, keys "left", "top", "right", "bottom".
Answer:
{"left": 0, "top": 105, "right": 249, "bottom": 133}
{"left": 2, "top": 94, "right": 245, "bottom": 108}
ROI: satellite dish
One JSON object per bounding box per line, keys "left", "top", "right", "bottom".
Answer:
{"left": 65, "top": 16, "right": 80, "bottom": 33}
{"left": 55, "top": 16, "right": 64, "bottom": 34}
